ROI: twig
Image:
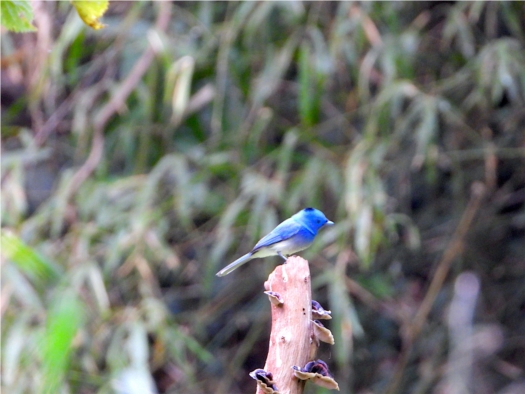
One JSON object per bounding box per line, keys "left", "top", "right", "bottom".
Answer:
{"left": 66, "top": 2, "right": 172, "bottom": 197}
{"left": 385, "top": 182, "right": 485, "bottom": 394}
{"left": 349, "top": 4, "right": 383, "bottom": 47}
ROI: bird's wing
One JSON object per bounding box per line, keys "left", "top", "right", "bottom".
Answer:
{"left": 252, "top": 219, "right": 302, "bottom": 253}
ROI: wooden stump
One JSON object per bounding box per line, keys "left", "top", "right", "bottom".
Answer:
{"left": 256, "top": 256, "right": 317, "bottom": 394}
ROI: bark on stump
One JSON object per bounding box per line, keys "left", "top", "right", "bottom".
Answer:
{"left": 256, "top": 256, "right": 317, "bottom": 394}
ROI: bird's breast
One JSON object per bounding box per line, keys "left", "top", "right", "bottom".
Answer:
{"left": 268, "top": 235, "right": 313, "bottom": 255}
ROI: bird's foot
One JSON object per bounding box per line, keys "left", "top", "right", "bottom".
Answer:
{"left": 277, "top": 252, "right": 287, "bottom": 262}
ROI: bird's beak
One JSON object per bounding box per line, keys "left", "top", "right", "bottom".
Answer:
{"left": 325, "top": 220, "right": 334, "bottom": 226}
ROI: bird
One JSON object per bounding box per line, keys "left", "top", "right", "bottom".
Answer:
{"left": 216, "top": 207, "right": 334, "bottom": 277}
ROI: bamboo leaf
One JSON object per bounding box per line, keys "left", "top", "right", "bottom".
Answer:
{"left": 1, "top": 230, "right": 61, "bottom": 284}
{"left": 40, "top": 292, "right": 85, "bottom": 394}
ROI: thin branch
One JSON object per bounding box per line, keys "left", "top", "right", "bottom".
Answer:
{"left": 385, "top": 181, "right": 486, "bottom": 394}
{"left": 66, "top": 2, "right": 172, "bottom": 197}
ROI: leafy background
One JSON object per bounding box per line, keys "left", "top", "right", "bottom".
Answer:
{"left": 2, "top": 2, "right": 525, "bottom": 393}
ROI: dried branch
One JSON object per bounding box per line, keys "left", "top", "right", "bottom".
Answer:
{"left": 253, "top": 256, "right": 339, "bottom": 394}
{"left": 66, "top": 2, "right": 172, "bottom": 197}
{"left": 386, "top": 182, "right": 486, "bottom": 394}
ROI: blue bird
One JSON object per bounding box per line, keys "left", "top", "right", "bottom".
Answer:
{"left": 216, "top": 208, "right": 334, "bottom": 277}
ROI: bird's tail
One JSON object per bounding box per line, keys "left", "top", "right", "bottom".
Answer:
{"left": 216, "top": 253, "right": 253, "bottom": 277}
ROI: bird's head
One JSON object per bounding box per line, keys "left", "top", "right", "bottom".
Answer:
{"left": 293, "top": 207, "right": 334, "bottom": 233}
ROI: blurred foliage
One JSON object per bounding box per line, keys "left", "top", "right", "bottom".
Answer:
{"left": 0, "top": 0, "right": 36, "bottom": 32}
{"left": 1, "top": 2, "right": 525, "bottom": 393}
{"left": 71, "top": 1, "right": 110, "bottom": 30}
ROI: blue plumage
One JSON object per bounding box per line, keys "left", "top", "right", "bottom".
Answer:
{"left": 216, "top": 208, "right": 333, "bottom": 276}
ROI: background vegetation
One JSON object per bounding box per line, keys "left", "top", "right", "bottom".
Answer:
{"left": 2, "top": 2, "right": 524, "bottom": 393}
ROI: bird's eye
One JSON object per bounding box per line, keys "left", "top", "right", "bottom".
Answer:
{"left": 317, "top": 219, "right": 321, "bottom": 223}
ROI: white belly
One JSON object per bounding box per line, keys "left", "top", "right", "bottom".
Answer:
{"left": 253, "top": 238, "right": 312, "bottom": 258}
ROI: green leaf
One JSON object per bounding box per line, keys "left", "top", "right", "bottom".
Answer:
{"left": 0, "top": 0, "right": 36, "bottom": 32}
{"left": 1, "top": 230, "right": 61, "bottom": 284}
{"left": 71, "top": 0, "right": 108, "bottom": 30}
{"left": 329, "top": 270, "right": 363, "bottom": 368}
{"left": 298, "top": 43, "right": 314, "bottom": 127}
{"left": 40, "top": 292, "right": 85, "bottom": 394}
